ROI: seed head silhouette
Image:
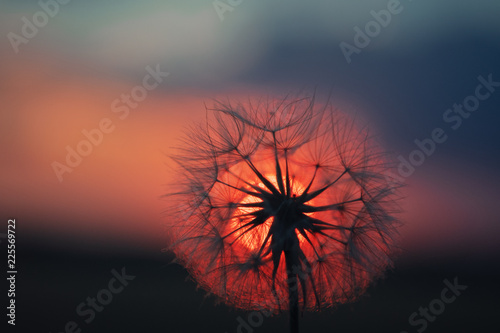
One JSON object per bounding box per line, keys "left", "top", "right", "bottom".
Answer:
{"left": 165, "top": 94, "right": 402, "bottom": 333}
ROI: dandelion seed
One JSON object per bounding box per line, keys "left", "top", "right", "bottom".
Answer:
{"left": 164, "top": 94, "right": 403, "bottom": 333}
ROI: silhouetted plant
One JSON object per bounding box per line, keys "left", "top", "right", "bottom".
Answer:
{"left": 165, "top": 94, "right": 402, "bottom": 333}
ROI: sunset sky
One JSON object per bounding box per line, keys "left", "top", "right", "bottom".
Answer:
{"left": 2, "top": 1, "right": 499, "bottom": 260}
{"left": 2, "top": 1, "right": 500, "bottom": 332}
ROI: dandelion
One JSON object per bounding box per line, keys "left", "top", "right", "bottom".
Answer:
{"left": 164, "top": 94, "right": 402, "bottom": 333}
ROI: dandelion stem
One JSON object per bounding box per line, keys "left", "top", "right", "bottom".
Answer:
{"left": 285, "top": 251, "right": 299, "bottom": 333}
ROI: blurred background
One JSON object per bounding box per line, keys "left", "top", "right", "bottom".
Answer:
{"left": 1, "top": 0, "right": 499, "bottom": 332}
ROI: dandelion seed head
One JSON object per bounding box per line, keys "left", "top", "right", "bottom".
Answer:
{"left": 165, "top": 94, "right": 402, "bottom": 312}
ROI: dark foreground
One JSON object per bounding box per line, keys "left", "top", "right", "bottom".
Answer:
{"left": 4, "top": 240, "right": 499, "bottom": 333}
